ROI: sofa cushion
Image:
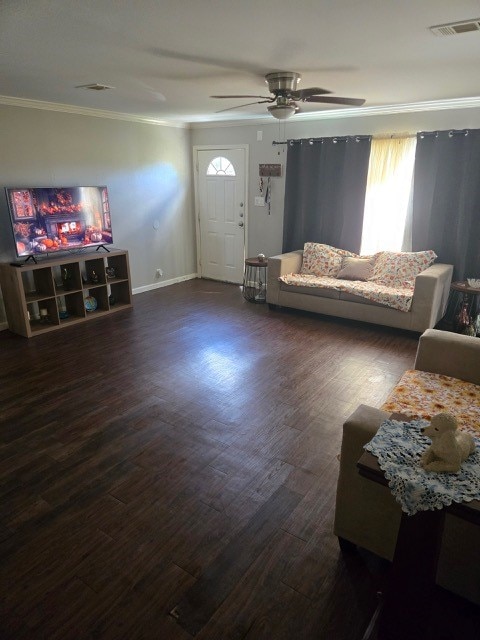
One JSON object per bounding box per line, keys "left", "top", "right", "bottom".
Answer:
{"left": 338, "top": 291, "right": 389, "bottom": 307}
{"left": 280, "top": 281, "right": 341, "bottom": 299}
{"left": 381, "top": 369, "right": 480, "bottom": 436}
{"left": 301, "top": 243, "right": 355, "bottom": 277}
{"left": 371, "top": 250, "right": 437, "bottom": 287}
{"left": 337, "top": 256, "right": 375, "bottom": 281}
{"left": 278, "top": 273, "right": 415, "bottom": 311}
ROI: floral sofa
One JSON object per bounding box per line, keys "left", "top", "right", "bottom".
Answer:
{"left": 334, "top": 329, "right": 480, "bottom": 604}
{"left": 267, "top": 243, "right": 453, "bottom": 332}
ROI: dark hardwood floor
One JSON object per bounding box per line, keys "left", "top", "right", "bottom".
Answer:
{"left": 0, "top": 279, "right": 452, "bottom": 638}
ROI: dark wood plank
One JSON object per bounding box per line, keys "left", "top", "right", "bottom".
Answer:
{"left": 170, "top": 485, "right": 302, "bottom": 636}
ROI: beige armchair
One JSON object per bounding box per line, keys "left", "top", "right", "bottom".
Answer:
{"left": 334, "top": 329, "right": 480, "bottom": 604}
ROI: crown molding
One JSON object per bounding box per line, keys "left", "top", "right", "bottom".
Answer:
{"left": 189, "top": 96, "right": 480, "bottom": 128}
{"left": 2, "top": 93, "right": 480, "bottom": 130}
{"left": 0, "top": 95, "right": 188, "bottom": 128}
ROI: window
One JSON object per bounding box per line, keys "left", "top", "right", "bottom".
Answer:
{"left": 206, "top": 156, "right": 235, "bottom": 176}
{"left": 360, "top": 136, "right": 417, "bottom": 255}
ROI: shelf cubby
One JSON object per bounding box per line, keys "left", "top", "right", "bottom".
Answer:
{"left": 0, "top": 250, "right": 132, "bottom": 337}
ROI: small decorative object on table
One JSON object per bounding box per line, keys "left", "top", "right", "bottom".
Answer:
{"left": 84, "top": 296, "right": 97, "bottom": 312}
{"left": 467, "top": 278, "right": 480, "bottom": 289}
{"left": 421, "top": 412, "right": 475, "bottom": 473}
{"left": 257, "top": 253, "right": 266, "bottom": 263}
{"left": 106, "top": 266, "right": 116, "bottom": 279}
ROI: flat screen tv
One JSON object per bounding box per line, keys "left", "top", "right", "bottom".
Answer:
{"left": 5, "top": 186, "right": 113, "bottom": 258}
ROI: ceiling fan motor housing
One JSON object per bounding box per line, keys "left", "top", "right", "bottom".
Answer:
{"left": 265, "top": 71, "right": 301, "bottom": 95}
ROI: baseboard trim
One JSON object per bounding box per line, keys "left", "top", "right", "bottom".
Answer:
{"left": 132, "top": 273, "right": 198, "bottom": 295}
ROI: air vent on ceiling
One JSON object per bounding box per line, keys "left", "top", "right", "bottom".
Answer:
{"left": 429, "top": 19, "right": 480, "bottom": 36}
{"left": 75, "top": 83, "right": 115, "bottom": 91}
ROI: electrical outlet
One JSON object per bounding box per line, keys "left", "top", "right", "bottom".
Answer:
{"left": 155, "top": 268, "right": 163, "bottom": 278}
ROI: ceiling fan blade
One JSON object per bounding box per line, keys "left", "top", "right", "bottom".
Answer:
{"left": 211, "top": 94, "right": 273, "bottom": 99}
{"left": 291, "top": 87, "right": 332, "bottom": 99}
{"left": 304, "top": 96, "right": 365, "bottom": 106}
{"left": 216, "top": 100, "right": 274, "bottom": 113}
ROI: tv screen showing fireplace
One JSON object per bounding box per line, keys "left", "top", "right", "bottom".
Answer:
{"left": 5, "top": 186, "right": 113, "bottom": 258}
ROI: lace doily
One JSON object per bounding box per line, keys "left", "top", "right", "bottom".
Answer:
{"left": 364, "top": 419, "right": 480, "bottom": 516}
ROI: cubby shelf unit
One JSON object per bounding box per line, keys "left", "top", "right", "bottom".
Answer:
{"left": 0, "top": 250, "right": 132, "bottom": 337}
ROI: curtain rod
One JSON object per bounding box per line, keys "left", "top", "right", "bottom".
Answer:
{"left": 272, "top": 135, "right": 371, "bottom": 146}
{"left": 272, "top": 129, "right": 475, "bottom": 145}
{"left": 272, "top": 133, "right": 415, "bottom": 146}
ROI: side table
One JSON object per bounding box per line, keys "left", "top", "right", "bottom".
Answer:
{"left": 358, "top": 447, "right": 480, "bottom": 640}
{"left": 243, "top": 257, "right": 268, "bottom": 303}
{"left": 447, "top": 281, "right": 480, "bottom": 335}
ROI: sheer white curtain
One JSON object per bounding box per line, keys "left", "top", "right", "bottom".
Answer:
{"left": 360, "top": 136, "right": 417, "bottom": 255}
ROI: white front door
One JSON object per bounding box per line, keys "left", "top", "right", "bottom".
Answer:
{"left": 196, "top": 148, "right": 246, "bottom": 283}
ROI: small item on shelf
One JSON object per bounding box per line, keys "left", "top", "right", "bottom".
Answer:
{"left": 61, "top": 267, "right": 73, "bottom": 290}
{"left": 108, "top": 294, "right": 116, "bottom": 306}
{"left": 81, "top": 273, "right": 88, "bottom": 284}
{"left": 58, "top": 301, "right": 69, "bottom": 320}
{"left": 462, "top": 323, "right": 477, "bottom": 337}
{"left": 39, "top": 308, "right": 50, "bottom": 324}
{"left": 467, "top": 278, "right": 480, "bottom": 289}
{"left": 84, "top": 296, "right": 97, "bottom": 312}
{"left": 454, "top": 301, "right": 471, "bottom": 333}
{"left": 89, "top": 270, "right": 99, "bottom": 284}
{"left": 106, "top": 267, "right": 116, "bottom": 279}
{"left": 257, "top": 253, "right": 266, "bottom": 262}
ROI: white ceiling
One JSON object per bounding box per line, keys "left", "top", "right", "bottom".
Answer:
{"left": 2, "top": 0, "right": 480, "bottom": 124}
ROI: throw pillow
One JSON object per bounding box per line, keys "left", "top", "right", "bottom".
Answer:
{"left": 301, "top": 243, "right": 356, "bottom": 277}
{"left": 337, "top": 256, "right": 375, "bottom": 281}
{"left": 371, "top": 250, "right": 437, "bottom": 286}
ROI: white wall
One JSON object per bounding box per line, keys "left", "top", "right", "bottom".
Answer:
{"left": 0, "top": 104, "right": 196, "bottom": 325}
{"left": 191, "top": 106, "right": 480, "bottom": 259}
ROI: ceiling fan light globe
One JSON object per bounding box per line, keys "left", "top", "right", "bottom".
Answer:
{"left": 267, "top": 104, "right": 296, "bottom": 119}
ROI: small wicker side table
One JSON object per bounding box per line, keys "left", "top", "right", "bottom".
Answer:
{"left": 243, "top": 257, "right": 268, "bottom": 303}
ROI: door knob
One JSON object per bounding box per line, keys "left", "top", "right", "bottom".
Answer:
{"left": 238, "top": 222, "right": 244, "bottom": 227}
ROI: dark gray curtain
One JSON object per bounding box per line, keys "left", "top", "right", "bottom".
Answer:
{"left": 412, "top": 129, "right": 480, "bottom": 281}
{"left": 282, "top": 136, "right": 372, "bottom": 253}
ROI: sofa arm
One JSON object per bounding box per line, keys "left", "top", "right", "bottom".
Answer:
{"left": 414, "top": 328, "right": 480, "bottom": 385}
{"left": 410, "top": 263, "right": 453, "bottom": 330}
{"left": 334, "top": 404, "right": 400, "bottom": 559}
{"left": 266, "top": 250, "right": 303, "bottom": 305}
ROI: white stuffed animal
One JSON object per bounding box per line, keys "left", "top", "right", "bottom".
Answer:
{"left": 421, "top": 412, "right": 476, "bottom": 473}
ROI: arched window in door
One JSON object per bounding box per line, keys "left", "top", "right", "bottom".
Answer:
{"left": 206, "top": 156, "right": 236, "bottom": 176}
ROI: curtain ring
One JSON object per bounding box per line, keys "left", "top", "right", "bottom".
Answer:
{"left": 448, "top": 131, "right": 453, "bottom": 138}
{"left": 465, "top": 130, "right": 469, "bottom": 136}
{"left": 333, "top": 137, "right": 338, "bottom": 144}
{"left": 309, "top": 138, "right": 314, "bottom": 145}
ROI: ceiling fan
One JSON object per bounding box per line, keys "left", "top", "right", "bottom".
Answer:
{"left": 211, "top": 71, "right": 365, "bottom": 119}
